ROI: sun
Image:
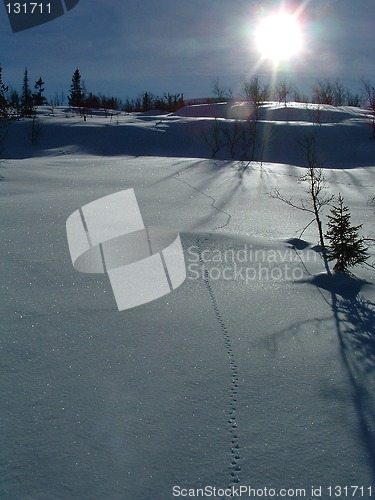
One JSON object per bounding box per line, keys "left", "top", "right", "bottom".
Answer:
{"left": 255, "top": 11, "right": 302, "bottom": 62}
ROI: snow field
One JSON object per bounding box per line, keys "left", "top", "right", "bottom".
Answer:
{"left": 1, "top": 103, "right": 374, "bottom": 499}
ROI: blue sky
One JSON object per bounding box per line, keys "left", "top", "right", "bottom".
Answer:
{"left": 1, "top": 0, "right": 374, "bottom": 101}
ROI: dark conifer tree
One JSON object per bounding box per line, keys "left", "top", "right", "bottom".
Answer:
{"left": 9, "top": 89, "right": 20, "bottom": 115}
{"left": 0, "top": 65, "right": 9, "bottom": 120}
{"left": 142, "top": 91, "right": 152, "bottom": 111}
{"left": 33, "top": 77, "right": 46, "bottom": 106}
{"left": 68, "top": 69, "right": 84, "bottom": 108}
{"left": 0, "top": 65, "right": 10, "bottom": 179}
{"left": 20, "top": 68, "right": 33, "bottom": 117}
{"left": 325, "top": 194, "right": 369, "bottom": 272}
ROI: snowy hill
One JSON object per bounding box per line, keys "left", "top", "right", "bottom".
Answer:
{"left": 1, "top": 102, "right": 374, "bottom": 499}
{"left": 5, "top": 102, "right": 375, "bottom": 167}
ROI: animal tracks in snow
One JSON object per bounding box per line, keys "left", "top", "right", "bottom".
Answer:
{"left": 196, "top": 238, "right": 241, "bottom": 487}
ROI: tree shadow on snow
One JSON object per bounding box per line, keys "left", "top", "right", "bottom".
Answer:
{"left": 311, "top": 272, "right": 367, "bottom": 299}
{"left": 332, "top": 292, "right": 375, "bottom": 472}
{"left": 265, "top": 237, "right": 375, "bottom": 474}
{"left": 312, "top": 271, "right": 375, "bottom": 473}
{"left": 336, "top": 295, "right": 375, "bottom": 376}
{"left": 285, "top": 237, "right": 310, "bottom": 251}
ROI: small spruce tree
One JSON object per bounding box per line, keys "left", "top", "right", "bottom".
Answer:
{"left": 325, "top": 194, "right": 369, "bottom": 272}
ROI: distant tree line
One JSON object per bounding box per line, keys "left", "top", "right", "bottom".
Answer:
{"left": 212, "top": 75, "right": 366, "bottom": 108}
{"left": 203, "top": 75, "right": 375, "bottom": 168}
{"left": 67, "top": 69, "right": 184, "bottom": 113}
{"left": 0, "top": 65, "right": 185, "bottom": 117}
{"left": 123, "top": 91, "right": 185, "bottom": 113}
{"left": 1, "top": 64, "right": 375, "bottom": 118}
{"left": 1, "top": 67, "right": 47, "bottom": 118}
{"left": 66, "top": 68, "right": 184, "bottom": 114}
{"left": 0, "top": 65, "right": 10, "bottom": 178}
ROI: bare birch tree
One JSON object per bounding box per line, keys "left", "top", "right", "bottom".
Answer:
{"left": 270, "top": 134, "right": 333, "bottom": 273}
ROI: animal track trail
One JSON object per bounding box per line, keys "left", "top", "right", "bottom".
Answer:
{"left": 167, "top": 163, "right": 232, "bottom": 231}
{"left": 197, "top": 238, "right": 241, "bottom": 488}
{"left": 167, "top": 162, "right": 238, "bottom": 488}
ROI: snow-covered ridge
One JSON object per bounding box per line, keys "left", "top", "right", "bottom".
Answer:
{"left": 6, "top": 102, "right": 375, "bottom": 169}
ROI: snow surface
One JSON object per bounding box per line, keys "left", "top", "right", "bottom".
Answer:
{"left": 1, "top": 103, "right": 374, "bottom": 499}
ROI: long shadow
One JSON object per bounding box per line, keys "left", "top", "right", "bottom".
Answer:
{"left": 282, "top": 239, "right": 375, "bottom": 474}
{"left": 322, "top": 274, "right": 375, "bottom": 473}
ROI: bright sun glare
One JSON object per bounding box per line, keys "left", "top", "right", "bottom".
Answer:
{"left": 255, "top": 12, "right": 302, "bottom": 62}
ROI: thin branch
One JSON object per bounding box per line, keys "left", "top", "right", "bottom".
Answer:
{"left": 298, "top": 218, "right": 315, "bottom": 239}
{"left": 269, "top": 189, "right": 314, "bottom": 214}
